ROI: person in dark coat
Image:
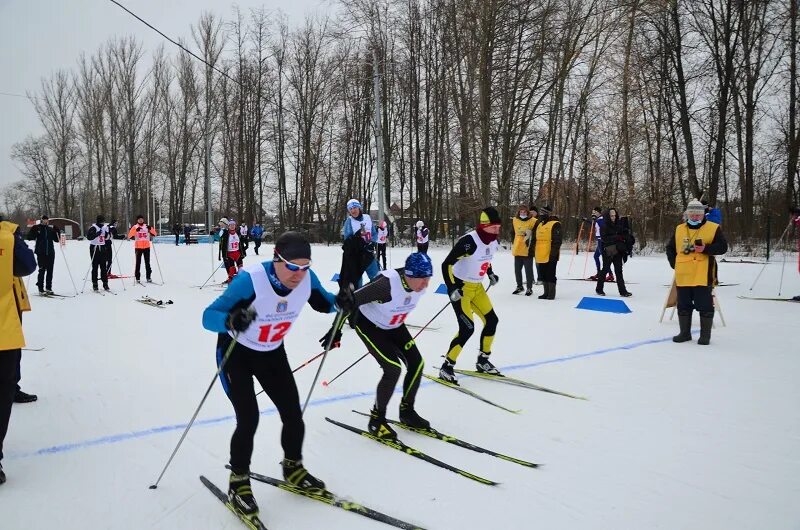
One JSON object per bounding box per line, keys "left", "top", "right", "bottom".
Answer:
{"left": 595, "top": 208, "right": 632, "bottom": 297}
{"left": 172, "top": 223, "right": 181, "bottom": 246}
{"left": 183, "top": 223, "right": 192, "bottom": 245}
{"left": 26, "top": 215, "right": 60, "bottom": 294}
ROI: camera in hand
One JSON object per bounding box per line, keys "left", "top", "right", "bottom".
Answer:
{"left": 682, "top": 238, "right": 693, "bottom": 255}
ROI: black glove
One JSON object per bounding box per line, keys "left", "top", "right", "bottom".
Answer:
{"left": 226, "top": 307, "right": 256, "bottom": 332}
{"left": 335, "top": 284, "right": 356, "bottom": 314}
{"left": 319, "top": 326, "right": 343, "bottom": 349}
{"left": 488, "top": 272, "right": 499, "bottom": 286}
{"left": 449, "top": 287, "right": 463, "bottom": 302}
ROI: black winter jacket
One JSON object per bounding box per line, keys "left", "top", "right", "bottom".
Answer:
{"left": 26, "top": 224, "right": 60, "bottom": 255}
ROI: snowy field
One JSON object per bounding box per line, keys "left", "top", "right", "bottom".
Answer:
{"left": 2, "top": 238, "right": 799, "bottom": 530}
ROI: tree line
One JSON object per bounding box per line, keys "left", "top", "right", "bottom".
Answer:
{"left": 3, "top": 0, "right": 798, "bottom": 246}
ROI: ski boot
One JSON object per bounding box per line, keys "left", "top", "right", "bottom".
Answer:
{"left": 512, "top": 286, "right": 524, "bottom": 295}
{"left": 228, "top": 471, "right": 260, "bottom": 522}
{"left": 399, "top": 401, "right": 430, "bottom": 430}
{"left": 367, "top": 407, "right": 398, "bottom": 440}
{"left": 282, "top": 458, "right": 326, "bottom": 491}
{"left": 476, "top": 353, "right": 501, "bottom": 375}
{"left": 525, "top": 287, "right": 533, "bottom": 296}
{"left": 438, "top": 358, "right": 458, "bottom": 384}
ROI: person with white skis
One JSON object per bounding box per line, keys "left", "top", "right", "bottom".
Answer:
{"left": 324, "top": 252, "right": 434, "bottom": 440}
{"left": 202, "top": 231, "right": 340, "bottom": 525}
{"left": 339, "top": 199, "right": 379, "bottom": 288}
{"left": 666, "top": 199, "right": 728, "bottom": 345}
{"left": 127, "top": 215, "right": 157, "bottom": 284}
{"left": 86, "top": 215, "right": 110, "bottom": 291}
{"left": 438, "top": 207, "right": 501, "bottom": 384}
{"left": 415, "top": 220, "right": 429, "bottom": 254}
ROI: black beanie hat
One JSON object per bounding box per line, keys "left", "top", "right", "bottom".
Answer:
{"left": 96, "top": 214, "right": 105, "bottom": 224}
{"left": 274, "top": 231, "right": 312, "bottom": 262}
{"left": 479, "top": 206, "right": 501, "bottom": 225}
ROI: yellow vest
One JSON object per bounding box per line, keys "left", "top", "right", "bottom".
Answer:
{"left": 674, "top": 221, "right": 719, "bottom": 287}
{"left": 511, "top": 216, "right": 537, "bottom": 256}
{"left": 535, "top": 220, "right": 558, "bottom": 264}
{"left": 0, "top": 221, "right": 26, "bottom": 349}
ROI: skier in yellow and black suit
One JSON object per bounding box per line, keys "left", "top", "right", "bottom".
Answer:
{"left": 438, "top": 207, "right": 501, "bottom": 384}
{"left": 666, "top": 199, "right": 727, "bottom": 345}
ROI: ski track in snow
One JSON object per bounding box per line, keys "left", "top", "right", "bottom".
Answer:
{"left": 3, "top": 240, "right": 799, "bottom": 530}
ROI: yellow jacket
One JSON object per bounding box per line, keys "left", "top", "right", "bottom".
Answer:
{"left": 511, "top": 216, "right": 536, "bottom": 257}
{"left": 673, "top": 221, "right": 720, "bottom": 287}
{"left": 0, "top": 221, "right": 28, "bottom": 349}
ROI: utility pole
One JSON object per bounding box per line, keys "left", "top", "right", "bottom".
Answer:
{"left": 372, "top": 46, "right": 385, "bottom": 226}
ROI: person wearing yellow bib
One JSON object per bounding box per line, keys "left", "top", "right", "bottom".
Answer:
{"left": 0, "top": 216, "right": 37, "bottom": 485}
{"left": 666, "top": 199, "right": 728, "bottom": 345}
{"left": 533, "top": 205, "right": 562, "bottom": 300}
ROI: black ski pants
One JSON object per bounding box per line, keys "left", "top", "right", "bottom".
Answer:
{"left": 217, "top": 335, "right": 304, "bottom": 475}
{"left": 417, "top": 242, "right": 429, "bottom": 254}
{"left": 354, "top": 317, "right": 424, "bottom": 416}
{"left": 134, "top": 248, "right": 152, "bottom": 280}
{"left": 105, "top": 243, "right": 114, "bottom": 276}
{"left": 514, "top": 256, "right": 535, "bottom": 288}
{"left": 253, "top": 239, "right": 261, "bottom": 255}
{"left": 596, "top": 253, "right": 628, "bottom": 294}
{"left": 538, "top": 261, "right": 558, "bottom": 283}
{"left": 35, "top": 252, "right": 55, "bottom": 291}
{"left": 676, "top": 286, "right": 714, "bottom": 314}
{"left": 90, "top": 246, "right": 108, "bottom": 287}
{"left": 376, "top": 243, "right": 387, "bottom": 270}
{"left": 0, "top": 349, "right": 20, "bottom": 463}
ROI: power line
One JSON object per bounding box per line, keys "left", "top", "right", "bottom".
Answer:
{"left": 106, "top": 0, "right": 238, "bottom": 86}
{"left": 0, "top": 91, "right": 34, "bottom": 101}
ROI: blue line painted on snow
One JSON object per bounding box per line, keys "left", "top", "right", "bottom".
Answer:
{"left": 6, "top": 334, "right": 678, "bottom": 460}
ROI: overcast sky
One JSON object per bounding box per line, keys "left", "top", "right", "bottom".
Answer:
{"left": 0, "top": 0, "right": 334, "bottom": 190}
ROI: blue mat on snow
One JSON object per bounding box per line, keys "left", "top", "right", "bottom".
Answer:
{"left": 576, "top": 297, "right": 631, "bottom": 314}
{"left": 435, "top": 283, "right": 448, "bottom": 295}
{"left": 331, "top": 273, "right": 340, "bottom": 282}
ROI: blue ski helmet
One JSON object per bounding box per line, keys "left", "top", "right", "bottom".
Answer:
{"left": 404, "top": 252, "right": 433, "bottom": 278}
{"left": 346, "top": 198, "right": 362, "bottom": 211}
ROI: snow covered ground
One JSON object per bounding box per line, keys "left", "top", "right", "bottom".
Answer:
{"left": 2, "top": 238, "right": 798, "bottom": 530}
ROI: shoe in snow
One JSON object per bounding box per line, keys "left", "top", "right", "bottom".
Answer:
{"left": 399, "top": 402, "right": 430, "bottom": 430}
{"left": 595, "top": 289, "right": 605, "bottom": 296}
{"left": 103, "top": 284, "right": 110, "bottom": 291}
{"left": 525, "top": 288, "right": 533, "bottom": 296}
{"left": 439, "top": 359, "right": 458, "bottom": 384}
{"left": 14, "top": 390, "right": 37, "bottom": 404}
{"left": 228, "top": 472, "right": 260, "bottom": 521}
{"left": 93, "top": 284, "right": 99, "bottom": 292}
{"left": 367, "top": 407, "right": 398, "bottom": 440}
{"left": 282, "top": 458, "right": 326, "bottom": 490}
{"left": 146, "top": 278, "right": 153, "bottom": 283}
{"left": 476, "top": 353, "right": 501, "bottom": 375}
{"left": 512, "top": 286, "right": 524, "bottom": 295}
{"left": 620, "top": 291, "right": 632, "bottom": 297}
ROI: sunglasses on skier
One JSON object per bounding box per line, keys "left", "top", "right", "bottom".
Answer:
{"left": 275, "top": 252, "right": 312, "bottom": 272}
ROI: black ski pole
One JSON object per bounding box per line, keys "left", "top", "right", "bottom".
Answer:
{"left": 148, "top": 332, "right": 238, "bottom": 489}
{"left": 198, "top": 261, "right": 224, "bottom": 289}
